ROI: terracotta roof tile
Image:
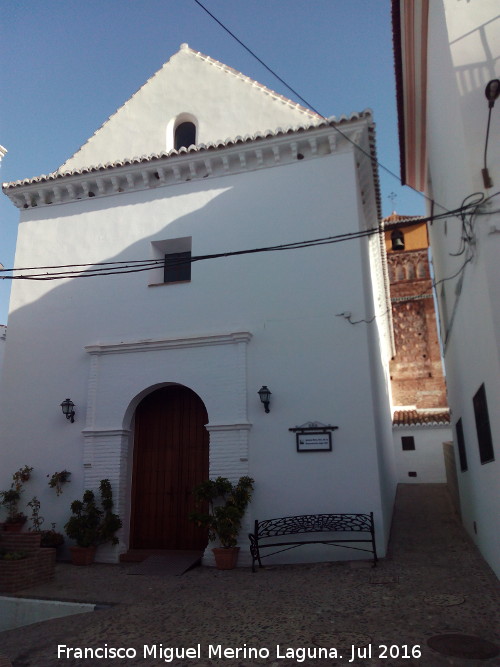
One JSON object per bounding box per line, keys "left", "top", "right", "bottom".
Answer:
{"left": 393, "top": 409, "right": 450, "bottom": 426}
{"left": 2, "top": 112, "right": 374, "bottom": 190}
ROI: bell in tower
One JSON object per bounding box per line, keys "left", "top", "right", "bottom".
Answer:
{"left": 391, "top": 229, "right": 405, "bottom": 251}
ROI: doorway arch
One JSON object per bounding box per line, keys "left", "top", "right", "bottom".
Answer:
{"left": 130, "top": 384, "right": 209, "bottom": 549}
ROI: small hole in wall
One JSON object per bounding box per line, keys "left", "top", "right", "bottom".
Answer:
{"left": 473, "top": 521, "right": 477, "bottom": 534}
{"left": 297, "top": 153, "right": 304, "bottom": 160}
{"left": 88, "top": 192, "right": 95, "bottom": 197}
{"left": 408, "top": 471, "right": 417, "bottom": 477}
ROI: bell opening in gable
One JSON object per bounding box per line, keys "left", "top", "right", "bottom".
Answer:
{"left": 175, "top": 121, "right": 196, "bottom": 150}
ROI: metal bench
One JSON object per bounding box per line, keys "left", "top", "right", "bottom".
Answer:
{"left": 249, "top": 512, "right": 377, "bottom": 571}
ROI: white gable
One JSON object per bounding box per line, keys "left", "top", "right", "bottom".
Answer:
{"left": 59, "top": 44, "right": 320, "bottom": 173}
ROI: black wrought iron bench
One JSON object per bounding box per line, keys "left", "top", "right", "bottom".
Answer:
{"left": 249, "top": 512, "right": 377, "bottom": 571}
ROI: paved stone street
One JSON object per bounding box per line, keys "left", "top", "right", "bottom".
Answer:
{"left": 0, "top": 484, "right": 498, "bottom": 666}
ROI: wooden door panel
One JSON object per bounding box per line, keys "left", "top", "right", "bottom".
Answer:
{"left": 131, "top": 385, "right": 208, "bottom": 549}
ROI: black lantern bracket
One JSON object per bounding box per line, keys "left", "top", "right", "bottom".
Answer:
{"left": 60, "top": 398, "right": 76, "bottom": 423}
{"left": 257, "top": 385, "right": 272, "bottom": 413}
{"left": 289, "top": 421, "right": 338, "bottom": 452}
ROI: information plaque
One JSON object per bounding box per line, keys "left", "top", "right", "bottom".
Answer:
{"left": 289, "top": 422, "right": 338, "bottom": 452}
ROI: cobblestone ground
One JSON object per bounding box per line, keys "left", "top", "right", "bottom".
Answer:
{"left": 0, "top": 484, "right": 498, "bottom": 666}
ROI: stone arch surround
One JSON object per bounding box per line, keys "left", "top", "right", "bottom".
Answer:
{"left": 82, "top": 331, "right": 252, "bottom": 562}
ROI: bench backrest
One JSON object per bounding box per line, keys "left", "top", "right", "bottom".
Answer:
{"left": 254, "top": 513, "right": 373, "bottom": 539}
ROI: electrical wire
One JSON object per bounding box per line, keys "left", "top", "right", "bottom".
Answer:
{"left": 334, "top": 190, "right": 500, "bottom": 326}
{"left": 1, "top": 227, "right": 382, "bottom": 281}
{"left": 192, "top": 0, "right": 448, "bottom": 213}
{"left": 0, "top": 194, "right": 491, "bottom": 282}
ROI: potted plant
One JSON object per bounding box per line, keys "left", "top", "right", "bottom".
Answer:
{"left": 0, "top": 466, "right": 33, "bottom": 532}
{"left": 0, "top": 489, "right": 27, "bottom": 532}
{"left": 40, "top": 523, "right": 65, "bottom": 550}
{"left": 64, "top": 479, "right": 122, "bottom": 565}
{"left": 190, "top": 476, "right": 254, "bottom": 569}
{"left": 47, "top": 470, "right": 71, "bottom": 496}
{"left": 12, "top": 465, "right": 33, "bottom": 490}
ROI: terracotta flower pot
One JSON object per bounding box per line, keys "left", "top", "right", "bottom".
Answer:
{"left": 4, "top": 521, "right": 26, "bottom": 533}
{"left": 212, "top": 547, "right": 240, "bottom": 570}
{"left": 69, "top": 546, "right": 96, "bottom": 566}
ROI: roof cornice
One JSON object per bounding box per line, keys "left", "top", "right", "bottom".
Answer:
{"left": 391, "top": 0, "right": 429, "bottom": 192}
{"left": 3, "top": 113, "right": 379, "bottom": 216}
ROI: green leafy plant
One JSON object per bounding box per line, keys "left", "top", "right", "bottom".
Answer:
{"left": 1, "top": 466, "right": 33, "bottom": 524}
{"left": 64, "top": 479, "right": 122, "bottom": 548}
{"left": 27, "top": 496, "right": 44, "bottom": 532}
{"left": 47, "top": 470, "right": 71, "bottom": 496}
{"left": 40, "top": 523, "right": 65, "bottom": 548}
{"left": 0, "top": 488, "right": 26, "bottom": 524}
{"left": 0, "top": 549, "right": 28, "bottom": 561}
{"left": 12, "top": 465, "right": 33, "bottom": 492}
{"left": 189, "top": 476, "right": 254, "bottom": 548}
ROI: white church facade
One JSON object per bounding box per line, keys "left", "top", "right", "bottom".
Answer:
{"left": 1, "top": 45, "right": 396, "bottom": 565}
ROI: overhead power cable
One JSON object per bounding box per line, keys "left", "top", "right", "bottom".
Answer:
{"left": 1, "top": 226, "right": 382, "bottom": 281}
{"left": 0, "top": 193, "right": 490, "bottom": 282}
{"left": 192, "top": 0, "right": 447, "bottom": 213}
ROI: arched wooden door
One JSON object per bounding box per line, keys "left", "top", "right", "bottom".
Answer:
{"left": 130, "top": 385, "right": 209, "bottom": 549}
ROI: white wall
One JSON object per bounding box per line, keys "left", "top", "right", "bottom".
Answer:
{"left": 392, "top": 425, "right": 451, "bottom": 483}
{"left": 0, "top": 144, "right": 393, "bottom": 564}
{"left": 425, "top": 0, "right": 500, "bottom": 576}
{"left": 0, "top": 325, "right": 6, "bottom": 383}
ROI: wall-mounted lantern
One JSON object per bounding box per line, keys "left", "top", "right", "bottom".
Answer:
{"left": 483, "top": 79, "right": 500, "bottom": 189}
{"left": 258, "top": 386, "right": 271, "bottom": 413}
{"left": 60, "top": 398, "right": 75, "bottom": 423}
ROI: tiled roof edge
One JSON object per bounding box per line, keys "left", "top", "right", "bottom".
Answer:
{"left": 392, "top": 409, "right": 451, "bottom": 427}
{"left": 2, "top": 111, "right": 373, "bottom": 191}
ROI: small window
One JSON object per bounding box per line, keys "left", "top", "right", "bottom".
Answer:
{"left": 175, "top": 122, "right": 196, "bottom": 150}
{"left": 391, "top": 229, "right": 405, "bottom": 250}
{"left": 149, "top": 236, "right": 192, "bottom": 286}
{"left": 164, "top": 251, "right": 191, "bottom": 284}
{"left": 455, "top": 418, "right": 468, "bottom": 471}
{"left": 401, "top": 436, "right": 415, "bottom": 451}
{"left": 473, "top": 383, "right": 494, "bottom": 464}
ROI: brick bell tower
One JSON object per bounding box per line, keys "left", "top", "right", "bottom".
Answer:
{"left": 384, "top": 213, "right": 448, "bottom": 410}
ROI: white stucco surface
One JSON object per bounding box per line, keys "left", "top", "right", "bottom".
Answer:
{"left": 392, "top": 425, "right": 451, "bottom": 484}
{"left": 423, "top": 0, "right": 500, "bottom": 576}
{"left": 0, "top": 49, "right": 394, "bottom": 566}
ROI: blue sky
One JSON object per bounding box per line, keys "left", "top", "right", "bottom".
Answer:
{"left": 0, "top": 0, "right": 425, "bottom": 324}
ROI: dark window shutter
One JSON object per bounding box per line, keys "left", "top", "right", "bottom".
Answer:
{"left": 401, "top": 436, "right": 415, "bottom": 451}
{"left": 473, "top": 384, "right": 494, "bottom": 464}
{"left": 455, "top": 418, "right": 468, "bottom": 471}
{"left": 164, "top": 251, "right": 191, "bottom": 283}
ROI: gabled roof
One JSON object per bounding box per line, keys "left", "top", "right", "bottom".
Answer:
{"left": 2, "top": 44, "right": 382, "bottom": 224}
{"left": 58, "top": 44, "right": 323, "bottom": 174}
